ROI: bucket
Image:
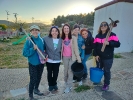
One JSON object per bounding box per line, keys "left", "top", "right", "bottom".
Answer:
{"left": 90, "top": 67, "right": 104, "bottom": 83}
{"left": 71, "top": 61, "right": 84, "bottom": 78}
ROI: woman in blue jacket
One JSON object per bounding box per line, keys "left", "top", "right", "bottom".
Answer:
{"left": 23, "top": 25, "right": 45, "bottom": 100}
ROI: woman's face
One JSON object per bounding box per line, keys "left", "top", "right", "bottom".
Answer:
{"left": 51, "top": 28, "right": 59, "bottom": 38}
{"left": 73, "top": 28, "right": 80, "bottom": 35}
{"left": 63, "top": 26, "right": 69, "bottom": 35}
{"left": 81, "top": 31, "right": 88, "bottom": 39}
{"left": 100, "top": 22, "right": 108, "bottom": 32}
{"left": 31, "top": 28, "right": 39, "bottom": 37}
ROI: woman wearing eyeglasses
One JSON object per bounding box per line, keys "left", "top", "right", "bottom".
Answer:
{"left": 43, "top": 26, "right": 62, "bottom": 94}
{"left": 61, "top": 24, "right": 81, "bottom": 93}
{"left": 93, "top": 22, "right": 120, "bottom": 91}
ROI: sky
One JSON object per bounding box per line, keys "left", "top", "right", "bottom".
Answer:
{"left": 0, "top": 0, "right": 111, "bottom": 24}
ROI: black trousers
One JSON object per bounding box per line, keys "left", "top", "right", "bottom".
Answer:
{"left": 46, "top": 62, "right": 60, "bottom": 86}
{"left": 29, "top": 63, "right": 44, "bottom": 96}
{"left": 96, "top": 59, "right": 113, "bottom": 85}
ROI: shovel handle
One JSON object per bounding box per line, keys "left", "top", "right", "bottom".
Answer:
{"left": 93, "top": 56, "right": 96, "bottom": 67}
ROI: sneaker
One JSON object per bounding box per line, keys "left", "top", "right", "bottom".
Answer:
{"left": 51, "top": 90, "right": 58, "bottom": 94}
{"left": 102, "top": 84, "right": 109, "bottom": 91}
{"left": 72, "top": 80, "right": 77, "bottom": 83}
{"left": 34, "top": 89, "right": 44, "bottom": 96}
{"left": 53, "top": 85, "right": 58, "bottom": 91}
{"left": 64, "top": 87, "right": 72, "bottom": 93}
{"left": 78, "top": 81, "right": 83, "bottom": 86}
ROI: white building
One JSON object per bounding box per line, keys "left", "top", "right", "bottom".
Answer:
{"left": 93, "top": 0, "right": 133, "bottom": 53}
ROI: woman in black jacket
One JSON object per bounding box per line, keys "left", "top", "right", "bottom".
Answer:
{"left": 93, "top": 21, "right": 120, "bottom": 91}
{"left": 80, "top": 28, "right": 94, "bottom": 79}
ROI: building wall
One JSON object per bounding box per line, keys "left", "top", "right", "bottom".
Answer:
{"left": 93, "top": 2, "right": 133, "bottom": 53}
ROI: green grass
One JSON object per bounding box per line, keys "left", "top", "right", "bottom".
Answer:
{"left": 74, "top": 85, "right": 92, "bottom": 92}
{"left": 0, "top": 38, "right": 28, "bottom": 69}
{"left": 131, "top": 50, "right": 133, "bottom": 53}
{"left": 114, "top": 53, "right": 122, "bottom": 58}
{"left": 0, "top": 54, "right": 28, "bottom": 69}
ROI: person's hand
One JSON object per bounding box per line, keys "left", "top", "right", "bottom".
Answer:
{"left": 95, "top": 56, "right": 100, "bottom": 62}
{"left": 33, "top": 45, "right": 37, "bottom": 50}
{"left": 103, "top": 41, "right": 109, "bottom": 45}
{"left": 77, "top": 60, "right": 81, "bottom": 63}
{"left": 82, "top": 45, "right": 85, "bottom": 49}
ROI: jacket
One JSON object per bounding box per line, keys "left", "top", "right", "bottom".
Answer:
{"left": 77, "top": 34, "right": 85, "bottom": 59}
{"left": 23, "top": 36, "right": 44, "bottom": 65}
{"left": 93, "top": 32, "right": 120, "bottom": 59}
{"left": 43, "top": 36, "right": 62, "bottom": 60}
{"left": 84, "top": 34, "right": 94, "bottom": 55}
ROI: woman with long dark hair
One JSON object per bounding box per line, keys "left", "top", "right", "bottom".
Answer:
{"left": 93, "top": 21, "right": 120, "bottom": 91}
{"left": 61, "top": 24, "right": 81, "bottom": 93}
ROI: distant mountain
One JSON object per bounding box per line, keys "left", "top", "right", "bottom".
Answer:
{"left": 0, "top": 20, "right": 46, "bottom": 26}
{"left": 0, "top": 20, "right": 14, "bottom": 25}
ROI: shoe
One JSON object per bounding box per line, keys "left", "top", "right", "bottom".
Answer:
{"left": 53, "top": 85, "right": 58, "bottom": 91}
{"left": 64, "top": 87, "right": 72, "bottom": 93}
{"left": 34, "top": 89, "right": 44, "bottom": 96}
{"left": 72, "top": 80, "right": 77, "bottom": 83}
{"left": 102, "top": 84, "right": 109, "bottom": 91}
{"left": 51, "top": 90, "right": 58, "bottom": 94}
{"left": 78, "top": 81, "right": 83, "bottom": 86}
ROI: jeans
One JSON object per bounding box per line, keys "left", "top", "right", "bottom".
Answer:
{"left": 96, "top": 59, "right": 113, "bottom": 85}
{"left": 82, "top": 54, "right": 91, "bottom": 74}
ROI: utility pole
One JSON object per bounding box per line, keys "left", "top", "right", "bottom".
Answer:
{"left": 5, "top": 10, "right": 10, "bottom": 25}
{"left": 13, "top": 13, "right": 18, "bottom": 23}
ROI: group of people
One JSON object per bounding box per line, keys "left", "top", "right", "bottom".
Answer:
{"left": 23, "top": 22, "right": 120, "bottom": 100}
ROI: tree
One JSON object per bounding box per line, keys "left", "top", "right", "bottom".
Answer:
{"left": 52, "top": 12, "right": 94, "bottom": 27}
{"left": 67, "top": 21, "right": 76, "bottom": 29}
{"left": 7, "top": 21, "right": 28, "bottom": 31}
{"left": 0, "top": 24, "right": 7, "bottom": 30}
